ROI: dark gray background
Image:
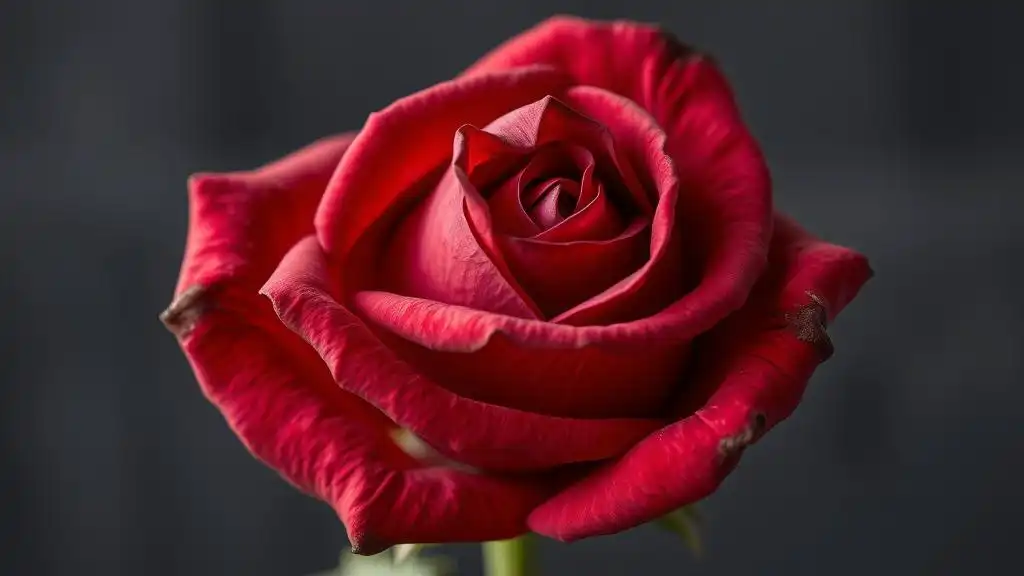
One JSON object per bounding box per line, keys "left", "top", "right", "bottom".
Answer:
{"left": 3, "top": 1, "right": 1021, "bottom": 575}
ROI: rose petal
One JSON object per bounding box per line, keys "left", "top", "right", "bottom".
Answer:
{"left": 352, "top": 290, "right": 690, "bottom": 420}
{"left": 526, "top": 178, "right": 577, "bottom": 229}
{"left": 480, "top": 142, "right": 542, "bottom": 238}
{"left": 482, "top": 95, "right": 653, "bottom": 216}
{"left": 465, "top": 17, "right": 773, "bottom": 332}
{"left": 263, "top": 237, "right": 665, "bottom": 468}
{"left": 378, "top": 164, "right": 540, "bottom": 319}
{"left": 550, "top": 87, "right": 685, "bottom": 325}
{"left": 469, "top": 136, "right": 620, "bottom": 241}
{"left": 534, "top": 166, "right": 623, "bottom": 243}
{"left": 177, "top": 295, "right": 550, "bottom": 555}
{"left": 450, "top": 96, "right": 664, "bottom": 318}
{"left": 465, "top": 16, "right": 681, "bottom": 100}
{"left": 315, "top": 66, "right": 573, "bottom": 268}
{"left": 177, "top": 133, "right": 356, "bottom": 293}
{"left": 526, "top": 214, "right": 873, "bottom": 541}
{"left": 166, "top": 135, "right": 549, "bottom": 554}
{"left": 498, "top": 218, "right": 650, "bottom": 318}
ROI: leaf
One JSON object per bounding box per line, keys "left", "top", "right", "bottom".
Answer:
{"left": 655, "top": 506, "right": 704, "bottom": 558}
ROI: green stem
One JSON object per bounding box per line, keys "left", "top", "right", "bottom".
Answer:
{"left": 482, "top": 535, "right": 534, "bottom": 576}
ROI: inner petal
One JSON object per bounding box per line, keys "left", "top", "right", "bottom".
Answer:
{"left": 377, "top": 163, "right": 540, "bottom": 320}
{"left": 533, "top": 165, "right": 623, "bottom": 243}
{"left": 482, "top": 95, "right": 655, "bottom": 218}
{"left": 485, "top": 142, "right": 593, "bottom": 238}
{"left": 526, "top": 178, "right": 579, "bottom": 230}
{"left": 499, "top": 218, "right": 651, "bottom": 318}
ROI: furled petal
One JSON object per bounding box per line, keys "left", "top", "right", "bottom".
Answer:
{"left": 164, "top": 135, "right": 549, "bottom": 554}
{"left": 465, "top": 16, "right": 773, "bottom": 332}
{"left": 525, "top": 178, "right": 577, "bottom": 229}
{"left": 451, "top": 94, "right": 669, "bottom": 318}
{"left": 315, "top": 66, "right": 573, "bottom": 269}
{"left": 463, "top": 130, "right": 622, "bottom": 242}
{"left": 350, "top": 92, "right": 692, "bottom": 417}
{"left": 263, "top": 237, "right": 665, "bottom": 468}
{"left": 352, "top": 288, "right": 690, "bottom": 419}
{"left": 526, "top": 214, "right": 873, "bottom": 541}
{"left": 497, "top": 218, "right": 650, "bottom": 318}
{"left": 533, "top": 165, "right": 622, "bottom": 243}
{"left": 481, "top": 95, "right": 653, "bottom": 216}
{"left": 377, "top": 165, "right": 540, "bottom": 318}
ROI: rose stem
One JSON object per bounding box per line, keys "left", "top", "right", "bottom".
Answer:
{"left": 482, "top": 534, "right": 535, "bottom": 576}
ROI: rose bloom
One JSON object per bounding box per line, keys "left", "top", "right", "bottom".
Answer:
{"left": 162, "top": 16, "right": 871, "bottom": 554}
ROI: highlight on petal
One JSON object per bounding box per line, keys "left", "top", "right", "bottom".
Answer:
{"left": 262, "top": 237, "right": 665, "bottom": 469}
{"left": 526, "top": 213, "right": 873, "bottom": 541}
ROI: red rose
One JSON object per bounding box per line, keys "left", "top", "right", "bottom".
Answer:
{"left": 162, "top": 16, "right": 871, "bottom": 554}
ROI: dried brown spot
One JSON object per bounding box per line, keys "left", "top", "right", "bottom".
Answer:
{"left": 785, "top": 291, "right": 834, "bottom": 360}
{"left": 718, "top": 413, "right": 766, "bottom": 457}
{"left": 160, "top": 284, "right": 210, "bottom": 339}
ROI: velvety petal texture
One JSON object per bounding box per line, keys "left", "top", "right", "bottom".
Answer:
{"left": 163, "top": 15, "right": 872, "bottom": 554}
{"left": 163, "top": 135, "right": 552, "bottom": 554}
{"left": 527, "top": 214, "right": 873, "bottom": 540}
{"left": 467, "top": 15, "right": 774, "bottom": 333}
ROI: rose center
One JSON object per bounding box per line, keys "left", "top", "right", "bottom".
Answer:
{"left": 523, "top": 177, "right": 580, "bottom": 230}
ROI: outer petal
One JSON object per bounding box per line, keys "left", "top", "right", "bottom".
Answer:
{"left": 354, "top": 289, "right": 691, "bottom": 419}
{"left": 526, "top": 214, "right": 873, "bottom": 541}
{"left": 162, "top": 135, "right": 550, "bottom": 554}
{"left": 176, "top": 134, "right": 356, "bottom": 293}
{"left": 173, "top": 294, "right": 550, "bottom": 554}
{"left": 262, "top": 237, "right": 664, "bottom": 470}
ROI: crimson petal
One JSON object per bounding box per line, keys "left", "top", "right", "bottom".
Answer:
{"left": 465, "top": 17, "right": 773, "bottom": 333}
{"left": 316, "top": 66, "right": 573, "bottom": 268}
{"left": 352, "top": 289, "right": 689, "bottom": 419}
{"left": 165, "top": 135, "right": 548, "bottom": 555}
{"left": 378, "top": 164, "right": 539, "bottom": 319}
{"left": 527, "top": 214, "right": 873, "bottom": 541}
{"left": 498, "top": 219, "right": 650, "bottom": 318}
{"left": 263, "top": 237, "right": 665, "bottom": 468}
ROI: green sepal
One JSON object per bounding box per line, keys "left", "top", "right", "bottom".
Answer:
{"left": 655, "top": 505, "right": 704, "bottom": 557}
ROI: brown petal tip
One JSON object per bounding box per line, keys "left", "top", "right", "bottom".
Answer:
{"left": 160, "top": 284, "right": 210, "bottom": 339}
{"left": 717, "top": 412, "right": 766, "bottom": 457}
{"left": 785, "top": 291, "right": 834, "bottom": 360}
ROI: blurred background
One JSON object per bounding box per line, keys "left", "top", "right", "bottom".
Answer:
{"left": 2, "top": 1, "right": 1022, "bottom": 574}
